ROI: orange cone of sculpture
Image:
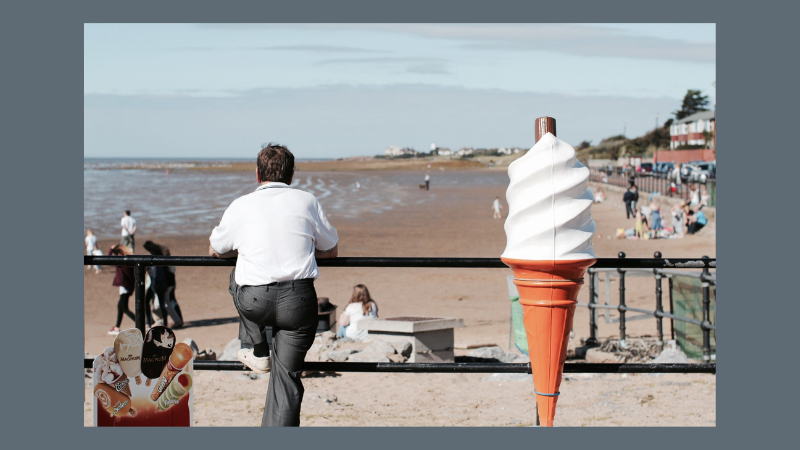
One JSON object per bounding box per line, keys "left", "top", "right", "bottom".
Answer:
{"left": 502, "top": 257, "right": 596, "bottom": 427}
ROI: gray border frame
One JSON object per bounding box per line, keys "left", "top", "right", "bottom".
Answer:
{"left": 6, "top": 0, "right": 794, "bottom": 447}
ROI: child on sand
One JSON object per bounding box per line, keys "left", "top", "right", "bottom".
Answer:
{"left": 650, "top": 201, "right": 662, "bottom": 238}
{"left": 634, "top": 208, "right": 644, "bottom": 238}
{"left": 492, "top": 197, "right": 503, "bottom": 219}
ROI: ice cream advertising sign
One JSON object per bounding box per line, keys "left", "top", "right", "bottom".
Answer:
{"left": 92, "top": 327, "right": 194, "bottom": 426}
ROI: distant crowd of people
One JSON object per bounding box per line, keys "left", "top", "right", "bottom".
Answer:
{"left": 85, "top": 210, "right": 184, "bottom": 335}
{"left": 615, "top": 183, "right": 709, "bottom": 239}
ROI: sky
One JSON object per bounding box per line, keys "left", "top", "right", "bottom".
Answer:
{"left": 84, "top": 23, "right": 715, "bottom": 158}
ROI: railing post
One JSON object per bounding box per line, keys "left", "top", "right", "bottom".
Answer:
{"left": 617, "top": 252, "right": 627, "bottom": 348}
{"left": 134, "top": 264, "right": 146, "bottom": 335}
{"left": 668, "top": 276, "right": 675, "bottom": 341}
{"left": 586, "top": 269, "right": 599, "bottom": 347}
{"left": 701, "top": 256, "right": 712, "bottom": 362}
{"left": 654, "top": 251, "right": 664, "bottom": 345}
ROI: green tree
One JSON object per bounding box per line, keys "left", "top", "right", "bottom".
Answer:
{"left": 673, "top": 90, "right": 710, "bottom": 119}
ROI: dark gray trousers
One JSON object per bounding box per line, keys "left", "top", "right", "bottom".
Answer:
{"left": 229, "top": 269, "right": 318, "bottom": 427}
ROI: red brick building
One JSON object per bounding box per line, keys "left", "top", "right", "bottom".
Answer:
{"left": 669, "top": 110, "right": 715, "bottom": 149}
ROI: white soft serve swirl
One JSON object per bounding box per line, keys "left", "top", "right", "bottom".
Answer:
{"left": 502, "top": 133, "right": 596, "bottom": 261}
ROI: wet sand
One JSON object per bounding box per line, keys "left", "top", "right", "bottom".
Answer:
{"left": 84, "top": 169, "right": 715, "bottom": 426}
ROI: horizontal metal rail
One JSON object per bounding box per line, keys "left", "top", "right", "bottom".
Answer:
{"left": 578, "top": 299, "right": 715, "bottom": 330}
{"left": 590, "top": 267, "right": 716, "bottom": 283}
{"left": 83, "top": 359, "right": 716, "bottom": 374}
{"left": 85, "top": 255, "right": 715, "bottom": 269}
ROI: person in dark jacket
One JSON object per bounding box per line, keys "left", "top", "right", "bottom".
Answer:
{"left": 623, "top": 187, "right": 635, "bottom": 219}
{"left": 108, "top": 245, "right": 135, "bottom": 335}
{"left": 143, "top": 240, "right": 184, "bottom": 328}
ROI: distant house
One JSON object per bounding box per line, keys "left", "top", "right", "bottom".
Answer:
{"left": 385, "top": 146, "right": 418, "bottom": 157}
{"left": 670, "top": 111, "right": 715, "bottom": 149}
{"left": 457, "top": 147, "right": 473, "bottom": 156}
{"left": 437, "top": 148, "right": 454, "bottom": 156}
{"left": 498, "top": 147, "right": 511, "bottom": 155}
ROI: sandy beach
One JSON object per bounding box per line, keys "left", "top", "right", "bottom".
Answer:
{"left": 84, "top": 168, "right": 716, "bottom": 426}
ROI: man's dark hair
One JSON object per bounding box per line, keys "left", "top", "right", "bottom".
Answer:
{"left": 125, "top": 210, "right": 131, "bottom": 216}
{"left": 257, "top": 143, "right": 295, "bottom": 184}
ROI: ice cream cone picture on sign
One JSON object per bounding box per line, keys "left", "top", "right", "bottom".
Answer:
{"left": 94, "top": 383, "right": 135, "bottom": 417}
{"left": 151, "top": 343, "right": 194, "bottom": 401}
{"left": 93, "top": 347, "right": 133, "bottom": 397}
{"left": 92, "top": 349, "right": 137, "bottom": 417}
{"left": 114, "top": 328, "right": 144, "bottom": 385}
{"left": 141, "top": 326, "right": 175, "bottom": 383}
{"left": 501, "top": 117, "right": 596, "bottom": 427}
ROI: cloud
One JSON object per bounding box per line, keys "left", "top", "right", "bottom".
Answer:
{"left": 84, "top": 84, "right": 681, "bottom": 158}
{"left": 406, "top": 62, "right": 449, "bottom": 75}
{"left": 167, "top": 44, "right": 387, "bottom": 53}
{"left": 317, "top": 57, "right": 443, "bottom": 65}
{"left": 317, "top": 57, "right": 451, "bottom": 74}
{"left": 211, "top": 24, "right": 714, "bottom": 63}
{"left": 252, "top": 45, "right": 388, "bottom": 53}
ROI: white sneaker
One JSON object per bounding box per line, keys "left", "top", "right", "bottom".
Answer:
{"left": 237, "top": 348, "right": 271, "bottom": 373}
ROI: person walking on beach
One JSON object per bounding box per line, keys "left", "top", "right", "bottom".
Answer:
{"left": 631, "top": 185, "right": 639, "bottom": 213}
{"left": 209, "top": 143, "right": 339, "bottom": 427}
{"left": 623, "top": 187, "right": 635, "bottom": 219}
{"left": 143, "top": 241, "right": 184, "bottom": 328}
{"left": 108, "top": 245, "right": 135, "bottom": 335}
{"left": 424, "top": 172, "right": 430, "bottom": 191}
{"left": 120, "top": 210, "right": 137, "bottom": 252}
{"left": 492, "top": 196, "right": 503, "bottom": 219}
{"left": 85, "top": 229, "right": 101, "bottom": 273}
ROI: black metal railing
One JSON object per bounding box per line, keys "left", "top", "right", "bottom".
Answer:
{"left": 83, "top": 358, "right": 716, "bottom": 374}
{"left": 584, "top": 252, "right": 716, "bottom": 362}
{"left": 84, "top": 253, "right": 716, "bottom": 372}
{"left": 590, "top": 168, "right": 716, "bottom": 207}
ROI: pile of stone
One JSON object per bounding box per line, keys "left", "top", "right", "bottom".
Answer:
{"left": 461, "top": 345, "right": 529, "bottom": 364}
{"left": 581, "top": 337, "right": 687, "bottom": 363}
{"left": 305, "top": 331, "right": 412, "bottom": 363}
{"left": 219, "top": 333, "right": 529, "bottom": 365}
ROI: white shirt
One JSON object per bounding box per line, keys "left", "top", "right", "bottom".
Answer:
{"left": 209, "top": 182, "right": 339, "bottom": 286}
{"left": 344, "top": 301, "right": 378, "bottom": 341}
{"left": 492, "top": 199, "right": 501, "bottom": 212}
{"left": 424, "top": 174, "right": 430, "bottom": 182}
{"left": 85, "top": 234, "right": 97, "bottom": 253}
{"left": 690, "top": 189, "right": 700, "bottom": 205}
{"left": 121, "top": 216, "right": 136, "bottom": 236}
{"left": 672, "top": 168, "right": 682, "bottom": 185}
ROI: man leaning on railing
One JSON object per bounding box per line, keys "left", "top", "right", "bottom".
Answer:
{"left": 208, "top": 143, "right": 339, "bottom": 427}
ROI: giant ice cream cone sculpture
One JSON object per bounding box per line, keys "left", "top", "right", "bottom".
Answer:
{"left": 501, "top": 118, "right": 596, "bottom": 427}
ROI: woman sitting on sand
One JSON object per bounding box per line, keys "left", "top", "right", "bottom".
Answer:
{"left": 337, "top": 284, "right": 378, "bottom": 341}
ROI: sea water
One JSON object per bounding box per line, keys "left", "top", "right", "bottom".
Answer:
{"left": 84, "top": 159, "right": 506, "bottom": 239}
